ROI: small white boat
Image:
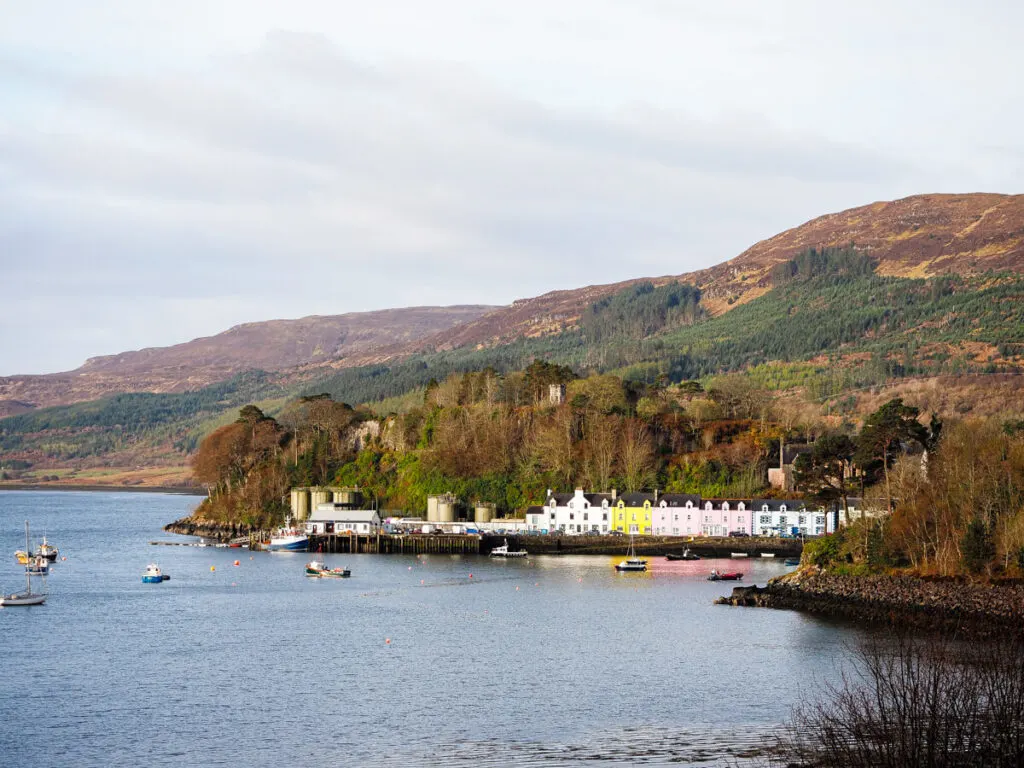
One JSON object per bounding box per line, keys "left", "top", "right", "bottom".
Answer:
{"left": 730, "top": 552, "right": 749, "bottom": 558}
{"left": 760, "top": 553, "right": 776, "bottom": 558}
{"left": 305, "top": 558, "right": 350, "bottom": 578}
{"left": 489, "top": 539, "right": 528, "bottom": 558}
{"left": 2, "top": 522, "right": 46, "bottom": 606}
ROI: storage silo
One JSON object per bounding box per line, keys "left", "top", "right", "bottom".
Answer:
{"left": 333, "top": 487, "right": 363, "bottom": 507}
{"left": 290, "top": 489, "right": 311, "bottom": 521}
{"left": 310, "top": 488, "right": 333, "bottom": 509}
{"left": 427, "top": 495, "right": 440, "bottom": 522}
{"left": 474, "top": 503, "right": 496, "bottom": 524}
{"left": 437, "top": 499, "right": 457, "bottom": 523}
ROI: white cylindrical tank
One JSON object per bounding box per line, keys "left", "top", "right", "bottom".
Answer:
{"left": 437, "top": 501, "right": 456, "bottom": 523}
{"left": 290, "top": 489, "right": 311, "bottom": 521}
{"left": 474, "top": 503, "right": 495, "bottom": 524}
{"left": 310, "top": 488, "right": 332, "bottom": 508}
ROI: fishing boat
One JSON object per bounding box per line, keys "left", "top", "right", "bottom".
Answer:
{"left": 267, "top": 520, "right": 309, "bottom": 552}
{"left": 707, "top": 569, "right": 744, "bottom": 581}
{"left": 489, "top": 539, "right": 528, "bottom": 558}
{"left": 25, "top": 555, "right": 49, "bottom": 576}
{"left": 142, "top": 563, "right": 169, "bottom": 583}
{"left": 304, "top": 557, "right": 350, "bottom": 578}
{"left": 14, "top": 549, "right": 30, "bottom": 565}
{"left": 1, "top": 522, "right": 47, "bottom": 606}
{"left": 35, "top": 535, "right": 59, "bottom": 561}
{"left": 665, "top": 548, "right": 700, "bottom": 561}
{"left": 615, "top": 534, "right": 648, "bottom": 572}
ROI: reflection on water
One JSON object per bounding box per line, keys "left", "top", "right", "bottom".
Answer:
{"left": 0, "top": 492, "right": 861, "bottom": 767}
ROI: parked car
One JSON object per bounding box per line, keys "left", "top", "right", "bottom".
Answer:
{"left": 728, "top": 531, "right": 750, "bottom": 537}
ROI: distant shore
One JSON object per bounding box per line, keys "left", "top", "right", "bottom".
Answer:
{"left": 0, "top": 483, "right": 205, "bottom": 496}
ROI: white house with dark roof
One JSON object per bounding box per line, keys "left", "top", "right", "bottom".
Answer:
{"left": 305, "top": 505, "right": 381, "bottom": 535}
{"left": 528, "top": 488, "right": 613, "bottom": 534}
{"left": 751, "top": 499, "right": 832, "bottom": 537}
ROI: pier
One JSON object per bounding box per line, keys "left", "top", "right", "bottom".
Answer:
{"left": 310, "top": 533, "right": 481, "bottom": 555}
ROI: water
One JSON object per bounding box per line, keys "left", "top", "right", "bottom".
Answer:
{"left": 0, "top": 491, "right": 864, "bottom": 766}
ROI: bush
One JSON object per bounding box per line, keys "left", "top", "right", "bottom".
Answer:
{"left": 803, "top": 533, "right": 841, "bottom": 567}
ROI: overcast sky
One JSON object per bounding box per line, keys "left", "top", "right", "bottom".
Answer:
{"left": 2, "top": 1, "right": 1022, "bottom": 375}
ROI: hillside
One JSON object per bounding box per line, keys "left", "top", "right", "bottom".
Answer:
{"left": 0, "top": 305, "right": 494, "bottom": 415}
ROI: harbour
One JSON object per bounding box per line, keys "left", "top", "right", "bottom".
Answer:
{"left": 2, "top": 490, "right": 852, "bottom": 767}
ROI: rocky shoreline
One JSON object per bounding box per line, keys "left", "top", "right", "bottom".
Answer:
{"left": 717, "top": 568, "right": 1024, "bottom": 635}
{"left": 163, "top": 516, "right": 257, "bottom": 541}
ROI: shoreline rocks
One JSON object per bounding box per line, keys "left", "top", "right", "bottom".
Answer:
{"left": 163, "top": 516, "right": 255, "bottom": 541}
{"left": 717, "top": 568, "right": 1024, "bottom": 636}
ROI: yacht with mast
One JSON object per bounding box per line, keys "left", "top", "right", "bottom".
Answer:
{"left": 615, "top": 533, "right": 648, "bottom": 572}
{"left": 1, "top": 522, "right": 47, "bottom": 606}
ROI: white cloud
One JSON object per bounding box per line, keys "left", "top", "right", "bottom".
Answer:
{"left": 1, "top": 1, "right": 1021, "bottom": 374}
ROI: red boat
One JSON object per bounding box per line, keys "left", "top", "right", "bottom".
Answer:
{"left": 707, "top": 569, "right": 744, "bottom": 581}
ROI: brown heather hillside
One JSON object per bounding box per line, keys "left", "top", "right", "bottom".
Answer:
{"left": 418, "top": 193, "right": 1024, "bottom": 349}
{"left": 0, "top": 305, "right": 494, "bottom": 413}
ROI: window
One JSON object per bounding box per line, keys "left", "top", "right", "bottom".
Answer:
{"left": 760, "top": 515, "right": 771, "bottom": 524}
{"left": 798, "top": 515, "right": 806, "bottom": 525}
{"left": 672, "top": 527, "right": 679, "bottom": 535}
{"left": 687, "top": 514, "right": 691, "bottom": 521}
{"left": 603, "top": 513, "right": 608, "bottom": 521}
{"left": 738, "top": 516, "right": 744, "bottom": 523}
{"left": 779, "top": 516, "right": 787, "bottom": 526}
{"left": 569, "top": 513, "right": 574, "bottom": 521}
{"left": 583, "top": 513, "right": 589, "bottom": 521}
{"left": 631, "top": 513, "right": 636, "bottom": 521}
{"left": 816, "top": 516, "right": 825, "bottom": 525}
{"left": 674, "top": 514, "right": 678, "bottom": 521}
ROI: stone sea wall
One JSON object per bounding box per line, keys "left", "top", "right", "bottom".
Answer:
{"left": 717, "top": 568, "right": 1024, "bottom": 635}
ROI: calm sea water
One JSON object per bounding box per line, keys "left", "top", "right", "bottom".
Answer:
{"left": 0, "top": 491, "right": 863, "bottom": 767}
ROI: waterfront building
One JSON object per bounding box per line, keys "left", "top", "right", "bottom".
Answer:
{"left": 531, "top": 489, "right": 613, "bottom": 534}
{"left": 306, "top": 506, "right": 381, "bottom": 535}
{"left": 476, "top": 518, "right": 529, "bottom": 534}
{"left": 699, "top": 499, "right": 753, "bottom": 537}
{"left": 614, "top": 492, "right": 654, "bottom": 535}
{"left": 651, "top": 494, "right": 701, "bottom": 536}
{"left": 750, "top": 500, "right": 832, "bottom": 537}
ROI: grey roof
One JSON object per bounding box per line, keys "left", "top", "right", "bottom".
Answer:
{"left": 545, "top": 493, "right": 574, "bottom": 505}
{"left": 701, "top": 498, "right": 752, "bottom": 508}
{"left": 525, "top": 506, "right": 545, "bottom": 515}
{"left": 750, "top": 499, "right": 808, "bottom": 512}
{"left": 618, "top": 492, "right": 656, "bottom": 506}
{"left": 584, "top": 493, "right": 614, "bottom": 505}
{"left": 309, "top": 507, "right": 380, "bottom": 522}
{"left": 658, "top": 493, "right": 701, "bottom": 506}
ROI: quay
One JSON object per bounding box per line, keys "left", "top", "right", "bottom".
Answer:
{"left": 305, "top": 532, "right": 803, "bottom": 558}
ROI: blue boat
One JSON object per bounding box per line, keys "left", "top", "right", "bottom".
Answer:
{"left": 142, "top": 563, "right": 165, "bottom": 583}
{"left": 267, "top": 526, "right": 309, "bottom": 552}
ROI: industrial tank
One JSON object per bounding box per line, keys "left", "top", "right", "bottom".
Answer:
{"left": 333, "top": 488, "right": 363, "bottom": 507}
{"left": 474, "top": 503, "right": 496, "bottom": 524}
{"left": 310, "top": 488, "right": 333, "bottom": 509}
{"left": 290, "top": 489, "right": 311, "bottom": 521}
{"left": 437, "top": 500, "right": 457, "bottom": 523}
{"left": 427, "top": 496, "right": 439, "bottom": 522}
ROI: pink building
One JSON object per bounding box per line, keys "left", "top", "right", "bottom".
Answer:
{"left": 700, "top": 499, "right": 753, "bottom": 537}
{"left": 651, "top": 493, "right": 701, "bottom": 536}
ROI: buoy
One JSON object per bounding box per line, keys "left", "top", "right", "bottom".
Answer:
{"left": 515, "top": 586, "right": 520, "bottom": 591}
{"left": 61, "top": 556, "right": 67, "bottom": 561}
{"left": 233, "top": 560, "right": 240, "bottom": 566}
{"left": 420, "top": 579, "right": 424, "bottom": 585}
{"left": 210, "top": 566, "right": 216, "bottom": 572}
{"left": 535, "top": 582, "right": 539, "bottom": 586}
{"left": 385, "top": 638, "right": 391, "bottom": 645}
{"left": 408, "top": 566, "right": 412, "bottom": 570}
{"left": 469, "top": 574, "right": 473, "bottom": 578}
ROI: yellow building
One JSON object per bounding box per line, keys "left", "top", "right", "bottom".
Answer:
{"left": 613, "top": 492, "right": 655, "bottom": 535}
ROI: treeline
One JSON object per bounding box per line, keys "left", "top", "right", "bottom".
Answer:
{"left": 192, "top": 365, "right": 802, "bottom": 525}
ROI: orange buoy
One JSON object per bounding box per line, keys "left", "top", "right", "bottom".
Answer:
{"left": 233, "top": 560, "right": 240, "bottom": 566}
{"left": 385, "top": 638, "right": 391, "bottom": 645}
{"left": 420, "top": 579, "right": 424, "bottom": 585}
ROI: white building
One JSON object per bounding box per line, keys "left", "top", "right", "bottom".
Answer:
{"left": 476, "top": 518, "right": 529, "bottom": 534}
{"left": 750, "top": 499, "right": 833, "bottom": 537}
{"left": 305, "top": 505, "right": 381, "bottom": 535}
{"left": 526, "top": 489, "right": 613, "bottom": 534}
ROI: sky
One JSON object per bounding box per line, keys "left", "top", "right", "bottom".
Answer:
{"left": 2, "top": 1, "right": 1022, "bottom": 375}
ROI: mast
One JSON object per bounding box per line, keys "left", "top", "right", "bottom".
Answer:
{"left": 25, "top": 521, "right": 32, "bottom": 593}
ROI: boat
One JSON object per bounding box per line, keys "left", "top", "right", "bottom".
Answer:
{"left": 267, "top": 521, "right": 309, "bottom": 552}
{"left": 142, "top": 563, "right": 168, "bottom": 583}
{"left": 615, "top": 534, "right": 648, "bottom": 572}
{"left": 707, "top": 569, "right": 744, "bottom": 581}
{"left": 14, "top": 549, "right": 30, "bottom": 565}
{"left": 730, "top": 552, "right": 749, "bottom": 558}
{"left": 35, "top": 535, "right": 59, "bottom": 561}
{"left": 665, "top": 548, "right": 700, "bottom": 561}
{"left": 489, "top": 539, "right": 528, "bottom": 558}
{"left": 1, "top": 522, "right": 47, "bottom": 606}
{"left": 760, "top": 553, "right": 776, "bottom": 558}
{"left": 304, "top": 557, "right": 350, "bottom": 578}
{"left": 784, "top": 557, "right": 801, "bottom": 566}
{"left": 25, "top": 555, "right": 49, "bottom": 576}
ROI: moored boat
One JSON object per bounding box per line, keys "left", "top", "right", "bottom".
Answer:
{"left": 142, "top": 563, "right": 165, "bottom": 583}
{"left": 14, "top": 549, "right": 30, "bottom": 565}
{"left": 489, "top": 539, "right": 528, "bottom": 558}
{"left": 760, "top": 553, "right": 775, "bottom": 558}
{"left": 35, "top": 536, "right": 59, "bottom": 561}
{"left": 665, "top": 548, "right": 700, "bottom": 561}
{"left": 784, "top": 557, "right": 801, "bottom": 566}
{"left": 305, "top": 558, "right": 350, "bottom": 578}
{"left": 268, "top": 521, "right": 309, "bottom": 552}
{"left": 615, "top": 534, "right": 648, "bottom": 572}
{"left": 730, "top": 552, "right": 749, "bottom": 558}
{"left": 707, "top": 569, "right": 744, "bottom": 581}
{"left": 25, "top": 555, "right": 49, "bottom": 576}
{"left": 2, "top": 522, "right": 47, "bottom": 606}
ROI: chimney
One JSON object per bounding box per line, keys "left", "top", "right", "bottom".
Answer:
{"left": 611, "top": 488, "right": 617, "bottom": 501}
{"left": 654, "top": 488, "right": 659, "bottom": 502}
{"left": 780, "top": 440, "right": 785, "bottom": 471}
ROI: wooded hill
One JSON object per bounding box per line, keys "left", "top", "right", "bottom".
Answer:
{"left": 3, "top": 193, "right": 1024, "bottom": 483}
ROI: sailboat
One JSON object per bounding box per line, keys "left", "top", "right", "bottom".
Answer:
{"left": 1, "top": 522, "right": 47, "bottom": 606}
{"left": 615, "top": 533, "right": 648, "bottom": 572}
